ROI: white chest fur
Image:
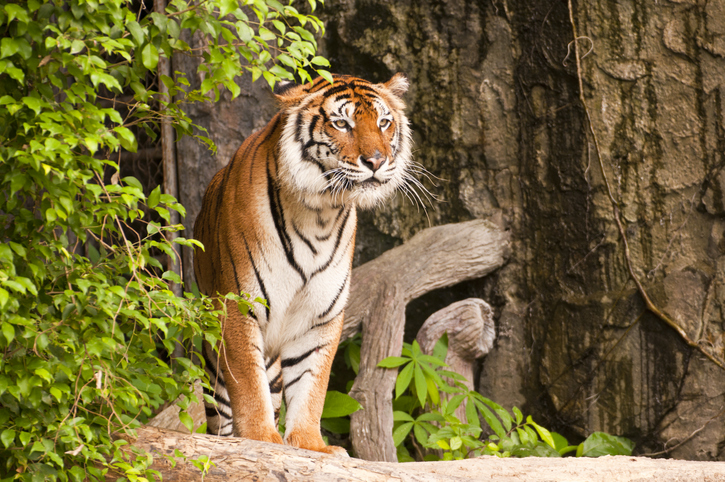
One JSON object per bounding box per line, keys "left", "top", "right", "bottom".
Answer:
{"left": 253, "top": 189, "right": 357, "bottom": 356}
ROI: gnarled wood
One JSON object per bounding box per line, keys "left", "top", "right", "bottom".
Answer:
{"left": 346, "top": 219, "right": 510, "bottom": 462}
{"left": 416, "top": 298, "right": 495, "bottom": 421}
{"left": 124, "top": 425, "right": 725, "bottom": 482}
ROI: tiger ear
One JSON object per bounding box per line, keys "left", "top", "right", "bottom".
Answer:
{"left": 274, "top": 81, "right": 309, "bottom": 107}
{"left": 384, "top": 72, "right": 409, "bottom": 98}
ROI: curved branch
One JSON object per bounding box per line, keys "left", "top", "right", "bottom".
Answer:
{"left": 346, "top": 219, "right": 511, "bottom": 461}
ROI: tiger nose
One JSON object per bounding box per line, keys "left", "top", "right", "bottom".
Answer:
{"left": 360, "top": 151, "right": 386, "bottom": 172}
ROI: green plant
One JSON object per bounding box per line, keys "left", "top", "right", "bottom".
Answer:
{"left": 0, "top": 0, "right": 329, "bottom": 479}
{"left": 378, "top": 335, "right": 635, "bottom": 461}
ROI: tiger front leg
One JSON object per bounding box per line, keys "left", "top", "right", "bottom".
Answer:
{"left": 219, "top": 306, "right": 283, "bottom": 445}
{"left": 280, "top": 312, "right": 348, "bottom": 456}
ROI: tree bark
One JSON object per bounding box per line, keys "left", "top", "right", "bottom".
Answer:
{"left": 347, "top": 219, "right": 510, "bottom": 462}
{"left": 124, "top": 426, "right": 725, "bottom": 482}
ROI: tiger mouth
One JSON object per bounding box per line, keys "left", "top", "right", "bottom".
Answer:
{"left": 357, "top": 178, "right": 382, "bottom": 187}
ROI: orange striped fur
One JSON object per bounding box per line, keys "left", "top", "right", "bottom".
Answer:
{"left": 193, "top": 73, "right": 412, "bottom": 455}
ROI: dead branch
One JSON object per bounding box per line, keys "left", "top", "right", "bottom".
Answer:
{"left": 346, "top": 219, "right": 511, "bottom": 461}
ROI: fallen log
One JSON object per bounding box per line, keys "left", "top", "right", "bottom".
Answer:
{"left": 346, "top": 219, "right": 510, "bottom": 461}
{"left": 125, "top": 425, "right": 725, "bottom": 482}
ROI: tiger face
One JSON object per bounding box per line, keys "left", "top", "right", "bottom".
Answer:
{"left": 277, "top": 73, "right": 412, "bottom": 210}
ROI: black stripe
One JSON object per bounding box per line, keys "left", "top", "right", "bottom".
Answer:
{"left": 281, "top": 345, "right": 322, "bottom": 369}
{"left": 308, "top": 76, "right": 335, "bottom": 93}
{"left": 267, "top": 168, "right": 307, "bottom": 283}
{"left": 322, "top": 84, "right": 353, "bottom": 98}
{"left": 215, "top": 395, "right": 231, "bottom": 408}
{"left": 266, "top": 355, "right": 280, "bottom": 370}
{"left": 285, "top": 369, "right": 312, "bottom": 390}
{"left": 249, "top": 115, "right": 282, "bottom": 182}
{"left": 308, "top": 114, "right": 319, "bottom": 140}
{"left": 352, "top": 83, "right": 377, "bottom": 94}
{"left": 317, "top": 106, "right": 330, "bottom": 123}
{"left": 242, "top": 236, "right": 270, "bottom": 317}
{"left": 315, "top": 207, "right": 344, "bottom": 241}
{"left": 226, "top": 246, "right": 243, "bottom": 295}
{"left": 269, "top": 371, "right": 282, "bottom": 388}
{"left": 311, "top": 207, "right": 352, "bottom": 278}
{"left": 292, "top": 222, "right": 318, "bottom": 255}
{"left": 205, "top": 406, "right": 232, "bottom": 419}
{"left": 269, "top": 372, "right": 283, "bottom": 394}
{"left": 334, "top": 100, "right": 353, "bottom": 115}
{"left": 301, "top": 151, "right": 326, "bottom": 172}
{"left": 312, "top": 308, "right": 344, "bottom": 330}
{"left": 319, "top": 270, "right": 349, "bottom": 319}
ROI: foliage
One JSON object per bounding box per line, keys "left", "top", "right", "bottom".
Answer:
{"left": 378, "top": 335, "right": 635, "bottom": 462}
{"left": 0, "top": 0, "right": 329, "bottom": 479}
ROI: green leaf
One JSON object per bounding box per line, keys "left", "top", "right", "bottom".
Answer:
{"left": 377, "top": 356, "right": 409, "bottom": 368}
{"left": 527, "top": 416, "right": 556, "bottom": 450}
{"left": 179, "top": 411, "right": 194, "bottom": 433}
{"left": 5, "top": 4, "right": 30, "bottom": 24}
{"left": 2, "top": 323, "right": 14, "bottom": 344}
{"left": 0, "top": 37, "right": 18, "bottom": 58}
{"left": 392, "top": 422, "right": 413, "bottom": 447}
{"left": 395, "top": 362, "right": 414, "bottom": 399}
{"left": 127, "top": 21, "right": 145, "bottom": 46}
{"left": 142, "top": 43, "right": 159, "bottom": 70}
{"left": 512, "top": 406, "right": 524, "bottom": 425}
{"left": 392, "top": 411, "right": 414, "bottom": 422}
{"left": 473, "top": 399, "right": 506, "bottom": 439}
{"left": 317, "top": 69, "right": 333, "bottom": 85}
{"left": 219, "top": 0, "right": 239, "bottom": 17}
{"left": 0, "top": 288, "right": 8, "bottom": 308}
{"left": 114, "top": 126, "right": 138, "bottom": 152}
{"left": 321, "top": 391, "right": 362, "bottom": 418}
{"left": 320, "top": 417, "right": 350, "bottom": 434}
{"left": 310, "top": 56, "right": 329, "bottom": 66}
{"left": 1, "top": 429, "right": 15, "bottom": 449}
{"left": 578, "top": 432, "right": 634, "bottom": 457}
{"left": 148, "top": 185, "right": 161, "bottom": 208}
{"left": 432, "top": 333, "right": 449, "bottom": 362}
{"left": 414, "top": 363, "right": 427, "bottom": 408}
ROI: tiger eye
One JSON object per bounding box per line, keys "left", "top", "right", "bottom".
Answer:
{"left": 333, "top": 119, "right": 348, "bottom": 129}
{"left": 379, "top": 118, "right": 391, "bottom": 129}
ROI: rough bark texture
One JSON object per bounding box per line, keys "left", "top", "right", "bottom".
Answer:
{"left": 173, "top": 0, "right": 725, "bottom": 462}
{"left": 126, "top": 426, "right": 725, "bottom": 481}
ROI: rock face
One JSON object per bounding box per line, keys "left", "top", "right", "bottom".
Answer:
{"left": 174, "top": 0, "right": 725, "bottom": 460}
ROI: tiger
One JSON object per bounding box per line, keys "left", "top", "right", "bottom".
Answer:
{"left": 192, "top": 73, "right": 412, "bottom": 455}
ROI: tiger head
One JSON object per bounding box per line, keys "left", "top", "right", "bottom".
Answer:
{"left": 276, "top": 73, "right": 412, "bottom": 210}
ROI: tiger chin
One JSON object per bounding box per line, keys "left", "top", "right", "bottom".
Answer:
{"left": 193, "top": 73, "right": 412, "bottom": 455}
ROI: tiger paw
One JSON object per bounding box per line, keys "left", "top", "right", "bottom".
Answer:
{"left": 318, "top": 445, "right": 349, "bottom": 457}
{"left": 285, "top": 431, "right": 347, "bottom": 456}
{"left": 241, "top": 427, "right": 284, "bottom": 445}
